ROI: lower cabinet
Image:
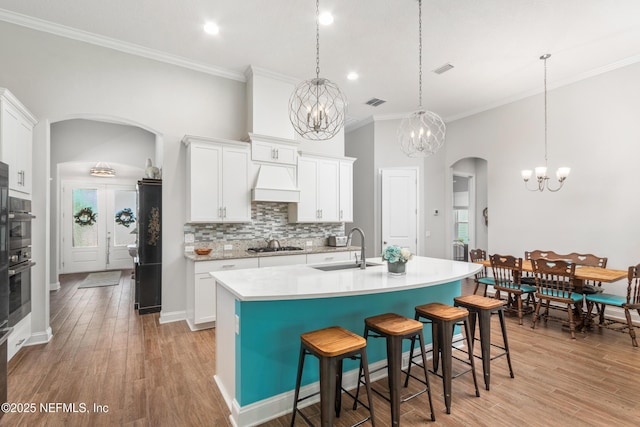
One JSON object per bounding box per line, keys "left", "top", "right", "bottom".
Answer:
{"left": 186, "top": 250, "right": 360, "bottom": 331}
{"left": 186, "top": 258, "right": 259, "bottom": 331}
{"left": 7, "top": 313, "right": 31, "bottom": 361}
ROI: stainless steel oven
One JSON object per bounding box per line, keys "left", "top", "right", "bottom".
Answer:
{"left": 8, "top": 197, "right": 34, "bottom": 327}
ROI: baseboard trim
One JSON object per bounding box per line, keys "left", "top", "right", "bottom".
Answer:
{"left": 186, "top": 319, "right": 215, "bottom": 332}
{"left": 50, "top": 281, "right": 61, "bottom": 291}
{"left": 27, "top": 327, "right": 53, "bottom": 346}
{"left": 159, "top": 310, "right": 186, "bottom": 324}
{"left": 224, "top": 338, "right": 452, "bottom": 427}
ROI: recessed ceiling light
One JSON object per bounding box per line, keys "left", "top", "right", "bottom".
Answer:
{"left": 204, "top": 22, "right": 219, "bottom": 35}
{"left": 319, "top": 12, "right": 334, "bottom": 25}
{"left": 347, "top": 72, "right": 359, "bottom": 81}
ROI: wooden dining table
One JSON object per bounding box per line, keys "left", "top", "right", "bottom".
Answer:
{"left": 476, "top": 259, "right": 628, "bottom": 292}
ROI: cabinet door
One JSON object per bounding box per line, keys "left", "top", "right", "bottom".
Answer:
{"left": 295, "top": 156, "right": 319, "bottom": 221}
{"left": 194, "top": 274, "right": 216, "bottom": 324}
{"left": 187, "top": 144, "right": 222, "bottom": 222}
{"left": 15, "top": 117, "right": 33, "bottom": 195}
{"left": 1, "top": 104, "right": 20, "bottom": 191}
{"left": 222, "top": 146, "right": 251, "bottom": 222}
{"left": 316, "top": 159, "right": 340, "bottom": 222}
{"left": 339, "top": 161, "right": 353, "bottom": 222}
{"left": 251, "top": 140, "right": 297, "bottom": 165}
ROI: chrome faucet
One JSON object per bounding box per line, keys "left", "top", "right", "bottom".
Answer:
{"left": 347, "top": 227, "right": 367, "bottom": 269}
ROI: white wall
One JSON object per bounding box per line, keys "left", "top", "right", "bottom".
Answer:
{"left": 0, "top": 20, "right": 246, "bottom": 336}
{"left": 441, "top": 62, "right": 640, "bottom": 276}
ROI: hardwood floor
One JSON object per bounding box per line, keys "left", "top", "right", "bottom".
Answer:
{"left": 2, "top": 273, "right": 638, "bottom": 426}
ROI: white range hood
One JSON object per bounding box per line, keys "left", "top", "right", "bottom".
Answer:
{"left": 252, "top": 164, "right": 300, "bottom": 203}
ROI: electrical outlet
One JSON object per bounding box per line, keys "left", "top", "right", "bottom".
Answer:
{"left": 235, "top": 315, "right": 240, "bottom": 334}
{"left": 306, "top": 241, "right": 313, "bottom": 247}
{"left": 425, "top": 230, "right": 431, "bottom": 237}
{"left": 224, "top": 244, "right": 233, "bottom": 250}
{"left": 184, "top": 233, "right": 194, "bottom": 243}
{"left": 185, "top": 245, "right": 194, "bottom": 252}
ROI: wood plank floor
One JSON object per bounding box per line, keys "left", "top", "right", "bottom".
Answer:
{"left": 2, "top": 272, "right": 638, "bottom": 426}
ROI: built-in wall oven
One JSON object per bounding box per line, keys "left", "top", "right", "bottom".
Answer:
{"left": 8, "top": 197, "right": 34, "bottom": 327}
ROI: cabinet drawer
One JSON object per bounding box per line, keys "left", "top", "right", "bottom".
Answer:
{"left": 7, "top": 313, "right": 31, "bottom": 361}
{"left": 259, "top": 254, "right": 307, "bottom": 268}
{"left": 195, "top": 258, "right": 259, "bottom": 274}
{"left": 306, "top": 251, "right": 351, "bottom": 264}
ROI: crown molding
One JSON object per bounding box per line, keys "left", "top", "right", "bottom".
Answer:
{"left": 245, "top": 65, "right": 299, "bottom": 85}
{"left": 0, "top": 8, "right": 246, "bottom": 82}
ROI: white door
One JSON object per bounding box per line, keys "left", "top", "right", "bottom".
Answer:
{"left": 62, "top": 181, "right": 137, "bottom": 273}
{"left": 381, "top": 168, "right": 418, "bottom": 254}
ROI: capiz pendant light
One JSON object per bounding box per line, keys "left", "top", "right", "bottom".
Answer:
{"left": 289, "top": 0, "right": 347, "bottom": 141}
{"left": 398, "top": 0, "right": 446, "bottom": 157}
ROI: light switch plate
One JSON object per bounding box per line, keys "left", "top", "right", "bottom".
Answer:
{"left": 184, "top": 233, "right": 195, "bottom": 243}
{"left": 235, "top": 315, "right": 240, "bottom": 334}
{"left": 224, "top": 244, "right": 233, "bottom": 250}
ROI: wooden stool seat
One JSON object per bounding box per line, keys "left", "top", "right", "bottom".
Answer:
{"left": 292, "top": 326, "right": 375, "bottom": 427}
{"left": 415, "top": 302, "right": 469, "bottom": 321}
{"left": 454, "top": 295, "right": 514, "bottom": 391}
{"left": 364, "top": 312, "right": 423, "bottom": 336}
{"left": 454, "top": 294, "right": 506, "bottom": 310}
{"left": 301, "top": 326, "right": 366, "bottom": 357}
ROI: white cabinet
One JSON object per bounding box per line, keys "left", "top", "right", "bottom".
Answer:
{"left": 249, "top": 133, "right": 298, "bottom": 166}
{"left": 186, "top": 258, "right": 259, "bottom": 331}
{"left": 339, "top": 159, "right": 354, "bottom": 222}
{"left": 258, "top": 254, "right": 306, "bottom": 267}
{"left": 289, "top": 153, "right": 355, "bottom": 223}
{"left": 0, "top": 88, "right": 37, "bottom": 197}
{"left": 7, "top": 313, "right": 31, "bottom": 361}
{"left": 306, "top": 251, "right": 351, "bottom": 264}
{"left": 183, "top": 136, "right": 251, "bottom": 223}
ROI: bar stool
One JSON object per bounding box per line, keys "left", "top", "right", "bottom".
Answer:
{"left": 407, "top": 303, "right": 480, "bottom": 414}
{"left": 354, "top": 313, "right": 435, "bottom": 426}
{"left": 453, "top": 295, "right": 514, "bottom": 390}
{"left": 291, "top": 326, "right": 375, "bottom": 427}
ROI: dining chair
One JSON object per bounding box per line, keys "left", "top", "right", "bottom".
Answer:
{"left": 490, "top": 254, "right": 536, "bottom": 325}
{"left": 585, "top": 263, "right": 640, "bottom": 347}
{"left": 522, "top": 250, "right": 564, "bottom": 286}
{"left": 531, "top": 259, "right": 582, "bottom": 339}
{"left": 469, "top": 249, "right": 495, "bottom": 296}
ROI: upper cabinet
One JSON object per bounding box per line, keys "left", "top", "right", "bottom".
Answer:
{"left": 249, "top": 133, "right": 298, "bottom": 166}
{"left": 183, "top": 136, "right": 251, "bottom": 223}
{"left": 288, "top": 153, "right": 355, "bottom": 223}
{"left": 0, "top": 89, "right": 37, "bottom": 198}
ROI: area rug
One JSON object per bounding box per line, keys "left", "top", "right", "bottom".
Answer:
{"left": 78, "top": 271, "right": 122, "bottom": 288}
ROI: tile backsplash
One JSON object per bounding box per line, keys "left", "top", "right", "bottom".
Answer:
{"left": 184, "top": 202, "right": 345, "bottom": 242}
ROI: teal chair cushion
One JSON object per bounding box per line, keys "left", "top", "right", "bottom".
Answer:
{"left": 585, "top": 293, "right": 625, "bottom": 307}
{"left": 496, "top": 283, "right": 536, "bottom": 293}
{"left": 478, "top": 277, "right": 495, "bottom": 285}
{"left": 538, "top": 289, "right": 583, "bottom": 302}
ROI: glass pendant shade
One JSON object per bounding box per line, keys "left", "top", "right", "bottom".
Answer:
{"left": 289, "top": 77, "right": 347, "bottom": 141}
{"left": 398, "top": 110, "right": 446, "bottom": 157}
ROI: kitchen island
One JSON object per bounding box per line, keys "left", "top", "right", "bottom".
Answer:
{"left": 212, "top": 256, "right": 481, "bottom": 426}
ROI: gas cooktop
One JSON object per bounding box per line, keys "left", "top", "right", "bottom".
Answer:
{"left": 247, "top": 246, "right": 304, "bottom": 253}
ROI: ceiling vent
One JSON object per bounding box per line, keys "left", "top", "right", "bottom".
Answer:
{"left": 433, "top": 63, "right": 454, "bottom": 75}
{"left": 365, "top": 97, "right": 386, "bottom": 107}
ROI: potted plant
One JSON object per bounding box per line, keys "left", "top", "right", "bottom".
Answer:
{"left": 382, "top": 245, "right": 413, "bottom": 275}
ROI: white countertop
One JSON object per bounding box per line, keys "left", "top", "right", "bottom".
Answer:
{"left": 211, "top": 256, "right": 482, "bottom": 301}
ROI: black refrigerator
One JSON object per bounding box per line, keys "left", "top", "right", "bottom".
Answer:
{"left": 135, "top": 179, "right": 162, "bottom": 314}
{"left": 0, "top": 162, "right": 10, "bottom": 413}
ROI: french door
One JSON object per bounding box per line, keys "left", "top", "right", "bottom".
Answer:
{"left": 61, "top": 181, "right": 137, "bottom": 273}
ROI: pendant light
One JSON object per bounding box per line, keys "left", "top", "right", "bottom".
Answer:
{"left": 90, "top": 162, "right": 116, "bottom": 177}
{"left": 289, "top": 0, "right": 347, "bottom": 141}
{"left": 521, "top": 54, "right": 570, "bottom": 192}
{"left": 398, "top": 0, "right": 446, "bottom": 157}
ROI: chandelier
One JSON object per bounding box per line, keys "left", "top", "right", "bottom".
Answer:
{"left": 90, "top": 162, "right": 116, "bottom": 177}
{"left": 521, "top": 54, "right": 570, "bottom": 192}
{"left": 289, "top": 0, "right": 347, "bottom": 141}
{"left": 398, "top": 0, "right": 446, "bottom": 157}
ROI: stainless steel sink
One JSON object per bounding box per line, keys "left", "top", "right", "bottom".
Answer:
{"left": 311, "top": 262, "right": 381, "bottom": 271}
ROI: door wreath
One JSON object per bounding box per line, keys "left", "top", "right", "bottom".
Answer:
{"left": 74, "top": 207, "right": 98, "bottom": 226}
{"left": 115, "top": 208, "right": 136, "bottom": 228}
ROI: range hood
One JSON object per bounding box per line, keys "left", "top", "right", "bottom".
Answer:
{"left": 252, "top": 164, "right": 300, "bottom": 203}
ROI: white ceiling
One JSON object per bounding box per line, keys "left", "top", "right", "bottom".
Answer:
{"left": 1, "top": 0, "right": 639, "bottom": 126}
